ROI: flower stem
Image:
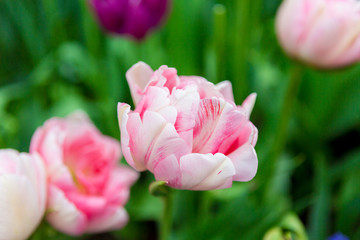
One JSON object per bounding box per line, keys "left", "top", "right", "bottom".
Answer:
{"left": 264, "top": 62, "right": 303, "bottom": 196}
{"left": 160, "top": 193, "right": 174, "bottom": 240}
{"left": 149, "top": 181, "right": 174, "bottom": 240}
{"left": 233, "top": 0, "right": 251, "bottom": 102}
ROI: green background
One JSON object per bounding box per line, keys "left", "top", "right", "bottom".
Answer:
{"left": 0, "top": 0, "right": 359, "bottom": 239}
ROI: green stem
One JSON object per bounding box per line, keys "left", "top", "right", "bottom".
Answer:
{"left": 149, "top": 181, "right": 174, "bottom": 240}
{"left": 79, "top": 0, "right": 102, "bottom": 57}
{"left": 160, "top": 192, "right": 174, "bottom": 240}
{"left": 264, "top": 62, "right": 303, "bottom": 196}
{"left": 213, "top": 4, "right": 227, "bottom": 83}
{"left": 197, "top": 191, "right": 212, "bottom": 223}
{"left": 233, "top": 0, "right": 251, "bottom": 102}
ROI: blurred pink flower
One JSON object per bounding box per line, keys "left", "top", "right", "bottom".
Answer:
{"left": 276, "top": 0, "right": 360, "bottom": 68}
{"left": 118, "top": 62, "right": 258, "bottom": 191}
{"left": 90, "top": 0, "right": 170, "bottom": 40}
{"left": 0, "top": 149, "right": 46, "bottom": 240}
{"left": 30, "top": 111, "right": 138, "bottom": 236}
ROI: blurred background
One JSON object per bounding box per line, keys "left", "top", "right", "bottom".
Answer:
{"left": 0, "top": 0, "right": 359, "bottom": 239}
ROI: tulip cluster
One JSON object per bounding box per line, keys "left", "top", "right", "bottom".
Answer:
{"left": 0, "top": 112, "right": 138, "bottom": 238}
{"left": 118, "top": 62, "right": 258, "bottom": 190}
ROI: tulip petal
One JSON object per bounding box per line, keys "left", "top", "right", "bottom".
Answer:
{"left": 86, "top": 207, "right": 129, "bottom": 233}
{"left": 103, "top": 166, "right": 139, "bottom": 205}
{"left": 153, "top": 154, "right": 182, "bottom": 188}
{"left": 145, "top": 122, "right": 190, "bottom": 173}
{"left": 227, "top": 142, "right": 258, "bottom": 182}
{"left": 193, "top": 98, "right": 253, "bottom": 154}
{"left": 126, "top": 61, "right": 154, "bottom": 106}
{"left": 0, "top": 175, "right": 42, "bottom": 240}
{"left": 179, "top": 153, "right": 236, "bottom": 190}
{"left": 241, "top": 93, "right": 257, "bottom": 117}
{"left": 136, "top": 86, "right": 177, "bottom": 124}
{"left": 215, "top": 80, "right": 235, "bottom": 103}
{"left": 46, "top": 186, "right": 87, "bottom": 236}
{"left": 118, "top": 103, "right": 185, "bottom": 172}
{"left": 171, "top": 86, "right": 200, "bottom": 147}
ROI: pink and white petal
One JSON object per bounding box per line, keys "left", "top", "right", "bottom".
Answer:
{"left": 179, "top": 153, "right": 236, "bottom": 190}
{"left": 136, "top": 86, "right": 177, "bottom": 124}
{"left": 241, "top": 93, "right": 257, "bottom": 118}
{"left": 119, "top": 103, "right": 181, "bottom": 172}
{"left": 30, "top": 125, "right": 66, "bottom": 172}
{"left": 50, "top": 164, "right": 77, "bottom": 191}
{"left": 215, "top": 80, "right": 235, "bottom": 103}
{"left": 148, "top": 66, "right": 180, "bottom": 92}
{"left": 86, "top": 207, "right": 128, "bottom": 233}
{"left": 193, "top": 98, "right": 251, "bottom": 154}
{"left": 65, "top": 192, "right": 107, "bottom": 216}
{"left": 171, "top": 86, "right": 200, "bottom": 133}
{"left": 0, "top": 149, "right": 19, "bottom": 174}
{"left": 249, "top": 123, "right": 258, "bottom": 147}
{"left": 126, "top": 61, "right": 154, "bottom": 106}
{"left": 118, "top": 103, "right": 144, "bottom": 171}
{"left": 103, "top": 166, "right": 139, "bottom": 205}
{"left": 47, "top": 186, "right": 87, "bottom": 236}
{"left": 145, "top": 122, "right": 190, "bottom": 172}
{"left": 19, "top": 152, "right": 47, "bottom": 211}
{"left": 219, "top": 120, "right": 258, "bottom": 156}
{"left": 179, "top": 76, "right": 223, "bottom": 100}
{"left": 0, "top": 175, "right": 44, "bottom": 240}
{"left": 153, "top": 154, "right": 182, "bottom": 189}
{"left": 227, "top": 142, "right": 258, "bottom": 182}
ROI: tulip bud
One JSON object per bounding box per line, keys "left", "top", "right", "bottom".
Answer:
{"left": 0, "top": 149, "right": 46, "bottom": 240}
{"left": 89, "top": 0, "right": 170, "bottom": 40}
{"left": 276, "top": 0, "right": 360, "bottom": 68}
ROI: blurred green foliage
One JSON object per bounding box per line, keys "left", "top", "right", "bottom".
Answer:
{"left": 0, "top": 0, "right": 359, "bottom": 239}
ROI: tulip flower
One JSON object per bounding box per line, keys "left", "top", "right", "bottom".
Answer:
{"left": 30, "top": 111, "right": 139, "bottom": 236}
{"left": 276, "top": 0, "right": 360, "bottom": 68}
{"left": 118, "top": 62, "right": 258, "bottom": 191}
{"left": 89, "top": 0, "right": 170, "bottom": 40}
{"left": 0, "top": 149, "right": 46, "bottom": 240}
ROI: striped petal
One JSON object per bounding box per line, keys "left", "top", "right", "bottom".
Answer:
{"left": 179, "top": 153, "right": 236, "bottom": 190}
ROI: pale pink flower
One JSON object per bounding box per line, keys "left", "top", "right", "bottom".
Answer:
{"left": 118, "top": 62, "right": 258, "bottom": 191}
{"left": 0, "top": 149, "right": 46, "bottom": 240}
{"left": 276, "top": 0, "right": 360, "bottom": 68}
{"left": 30, "top": 111, "right": 138, "bottom": 236}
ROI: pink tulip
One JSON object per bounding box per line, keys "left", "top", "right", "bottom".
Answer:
{"left": 276, "top": 0, "right": 360, "bottom": 68}
{"left": 0, "top": 149, "right": 46, "bottom": 240}
{"left": 118, "top": 62, "right": 258, "bottom": 191}
{"left": 30, "top": 111, "right": 139, "bottom": 236}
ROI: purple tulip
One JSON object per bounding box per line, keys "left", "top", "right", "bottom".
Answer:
{"left": 328, "top": 232, "right": 350, "bottom": 240}
{"left": 90, "top": 0, "right": 170, "bottom": 40}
